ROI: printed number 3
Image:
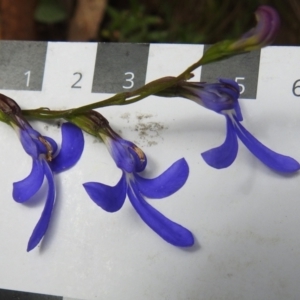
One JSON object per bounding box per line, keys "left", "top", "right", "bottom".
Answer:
{"left": 123, "top": 72, "right": 134, "bottom": 89}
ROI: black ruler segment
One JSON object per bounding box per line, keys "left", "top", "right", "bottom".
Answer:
{"left": 0, "top": 41, "right": 47, "bottom": 91}
{"left": 92, "top": 43, "right": 149, "bottom": 93}
{"left": 0, "top": 288, "right": 62, "bottom": 300}
{"left": 201, "top": 46, "right": 261, "bottom": 99}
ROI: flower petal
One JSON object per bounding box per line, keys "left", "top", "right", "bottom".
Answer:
{"left": 83, "top": 172, "right": 127, "bottom": 212}
{"left": 13, "top": 159, "right": 44, "bottom": 203}
{"left": 27, "top": 161, "right": 56, "bottom": 251}
{"left": 234, "top": 119, "right": 300, "bottom": 173}
{"left": 105, "top": 136, "right": 147, "bottom": 173}
{"left": 49, "top": 122, "right": 84, "bottom": 173}
{"left": 127, "top": 182, "right": 194, "bottom": 247}
{"left": 44, "top": 136, "right": 58, "bottom": 155}
{"left": 34, "top": 135, "right": 57, "bottom": 156}
{"left": 135, "top": 158, "right": 189, "bottom": 199}
{"left": 201, "top": 116, "right": 238, "bottom": 169}
{"left": 233, "top": 101, "right": 243, "bottom": 122}
{"left": 19, "top": 128, "right": 39, "bottom": 158}
{"left": 105, "top": 137, "right": 135, "bottom": 173}
{"left": 128, "top": 145, "right": 147, "bottom": 172}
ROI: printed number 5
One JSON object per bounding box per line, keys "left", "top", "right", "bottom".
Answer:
{"left": 123, "top": 72, "right": 134, "bottom": 89}
{"left": 235, "top": 77, "right": 245, "bottom": 94}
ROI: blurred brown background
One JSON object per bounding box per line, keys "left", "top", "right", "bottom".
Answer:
{"left": 0, "top": 0, "right": 299, "bottom": 44}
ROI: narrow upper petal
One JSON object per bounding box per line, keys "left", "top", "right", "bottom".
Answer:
{"left": 127, "top": 181, "right": 194, "bottom": 247}
{"left": 104, "top": 136, "right": 147, "bottom": 173}
{"left": 44, "top": 136, "right": 58, "bottom": 155}
{"left": 49, "top": 122, "right": 84, "bottom": 173}
{"left": 128, "top": 145, "right": 147, "bottom": 172}
{"left": 234, "top": 119, "right": 300, "bottom": 173}
{"left": 19, "top": 128, "right": 39, "bottom": 158}
{"left": 27, "top": 161, "right": 56, "bottom": 251}
{"left": 201, "top": 116, "right": 238, "bottom": 169}
{"left": 105, "top": 137, "right": 136, "bottom": 173}
{"left": 135, "top": 158, "right": 189, "bottom": 199}
{"left": 13, "top": 159, "right": 44, "bottom": 203}
{"left": 233, "top": 101, "right": 243, "bottom": 122}
{"left": 83, "top": 172, "right": 127, "bottom": 212}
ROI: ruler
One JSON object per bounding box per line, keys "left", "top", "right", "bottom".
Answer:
{"left": 0, "top": 41, "right": 260, "bottom": 98}
{"left": 0, "top": 42, "right": 300, "bottom": 300}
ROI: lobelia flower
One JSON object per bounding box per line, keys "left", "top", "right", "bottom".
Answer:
{"left": 156, "top": 79, "right": 300, "bottom": 173}
{"left": 0, "top": 94, "right": 84, "bottom": 251}
{"left": 69, "top": 111, "right": 194, "bottom": 247}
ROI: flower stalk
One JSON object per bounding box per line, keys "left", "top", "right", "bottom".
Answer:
{"left": 21, "top": 5, "right": 279, "bottom": 121}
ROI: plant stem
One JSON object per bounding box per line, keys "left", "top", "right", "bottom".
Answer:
{"left": 22, "top": 57, "right": 200, "bottom": 119}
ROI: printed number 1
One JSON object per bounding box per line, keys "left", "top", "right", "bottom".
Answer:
{"left": 123, "top": 72, "right": 134, "bottom": 89}
{"left": 24, "top": 71, "right": 30, "bottom": 87}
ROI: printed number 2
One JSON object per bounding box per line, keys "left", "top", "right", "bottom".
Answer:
{"left": 123, "top": 72, "right": 134, "bottom": 89}
{"left": 24, "top": 71, "right": 30, "bottom": 87}
{"left": 72, "top": 72, "right": 82, "bottom": 88}
{"left": 235, "top": 77, "right": 245, "bottom": 94}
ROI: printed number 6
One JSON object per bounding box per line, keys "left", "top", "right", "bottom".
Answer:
{"left": 123, "top": 72, "right": 134, "bottom": 89}
{"left": 292, "top": 80, "right": 300, "bottom": 96}
{"left": 235, "top": 77, "right": 245, "bottom": 94}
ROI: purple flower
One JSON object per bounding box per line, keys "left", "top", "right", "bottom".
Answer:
{"left": 173, "top": 78, "right": 242, "bottom": 117}
{"left": 167, "top": 78, "right": 300, "bottom": 173}
{"left": 201, "top": 113, "right": 300, "bottom": 172}
{"left": 13, "top": 117, "right": 84, "bottom": 251}
{"left": 82, "top": 117, "right": 194, "bottom": 247}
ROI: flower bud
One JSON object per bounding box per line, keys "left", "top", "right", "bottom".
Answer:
{"left": 230, "top": 5, "right": 280, "bottom": 51}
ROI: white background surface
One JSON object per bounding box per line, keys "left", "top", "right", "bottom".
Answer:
{"left": 1, "top": 44, "right": 300, "bottom": 300}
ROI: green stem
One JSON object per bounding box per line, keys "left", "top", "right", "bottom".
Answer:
{"left": 20, "top": 2, "right": 272, "bottom": 120}
{"left": 22, "top": 56, "right": 204, "bottom": 120}
{"left": 21, "top": 40, "right": 248, "bottom": 120}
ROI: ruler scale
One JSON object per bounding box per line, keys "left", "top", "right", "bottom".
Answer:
{"left": 0, "top": 41, "right": 260, "bottom": 98}
{"left": 1, "top": 42, "right": 300, "bottom": 300}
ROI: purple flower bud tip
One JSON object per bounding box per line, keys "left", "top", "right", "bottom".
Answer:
{"left": 254, "top": 5, "right": 280, "bottom": 46}
{"left": 230, "top": 5, "right": 280, "bottom": 51}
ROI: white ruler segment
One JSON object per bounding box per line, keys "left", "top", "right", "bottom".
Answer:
{"left": 0, "top": 43, "right": 300, "bottom": 300}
